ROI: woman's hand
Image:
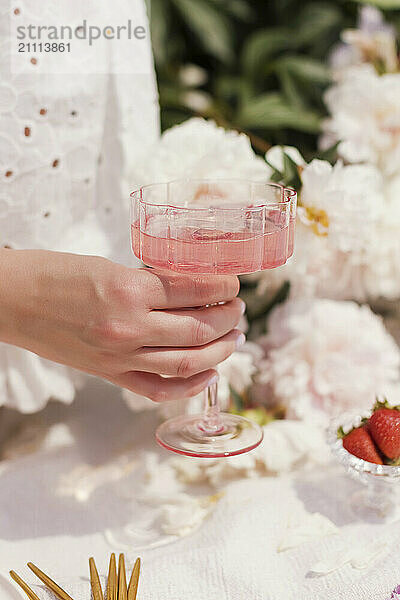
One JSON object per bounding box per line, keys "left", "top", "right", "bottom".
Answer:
{"left": 0, "top": 249, "right": 244, "bottom": 402}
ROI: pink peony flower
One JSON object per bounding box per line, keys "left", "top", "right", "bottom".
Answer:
{"left": 256, "top": 299, "right": 400, "bottom": 426}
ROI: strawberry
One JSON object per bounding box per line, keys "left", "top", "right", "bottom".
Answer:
{"left": 340, "top": 425, "right": 383, "bottom": 464}
{"left": 368, "top": 400, "right": 400, "bottom": 461}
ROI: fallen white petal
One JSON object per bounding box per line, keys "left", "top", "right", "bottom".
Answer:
{"left": 310, "top": 549, "right": 353, "bottom": 574}
{"left": 164, "top": 421, "right": 329, "bottom": 489}
{"left": 169, "top": 456, "right": 210, "bottom": 484}
{"left": 57, "top": 453, "right": 137, "bottom": 502}
{"left": 161, "top": 493, "right": 221, "bottom": 537}
{"left": 309, "top": 539, "right": 388, "bottom": 575}
{"left": 278, "top": 512, "right": 339, "bottom": 552}
{"left": 351, "top": 540, "right": 388, "bottom": 569}
{"left": 256, "top": 420, "right": 329, "bottom": 474}
{"left": 205, "top": 453, "right": 258, "bottom": 488}
{"left": 140, "top": 453, "right": 185, "bottom": 502}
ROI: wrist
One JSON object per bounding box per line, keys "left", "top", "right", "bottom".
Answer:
{"left": 0, "top": 248, "right": 39, "bottom": 347}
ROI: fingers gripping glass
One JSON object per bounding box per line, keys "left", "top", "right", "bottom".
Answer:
{"left": 131, "top": 179, "right": 296, "bottom": 458}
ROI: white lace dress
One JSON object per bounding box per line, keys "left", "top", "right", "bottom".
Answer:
{"left": 0, "top": 1, "right": 160, "bottom": 412}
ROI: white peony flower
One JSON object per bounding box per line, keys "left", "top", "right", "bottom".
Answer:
{"left": 299, "top": 159, "right": 382, "bottom": 254}
{"left": 0, "top": 342, "right": 82, "bottom": 413}
{"left": 254, "top": 420, "right": 329, "bottom": 473}
{"left": 360, "top": 174, "right": 400, "bottom": 300}
{"left": 256, "top": 299, "right": 400, "bottom": 427}
{"left": 129, "top": 117, "right": 270, "bottom": 186}
{"left": 255, "top": 159, "right": 392, "bottom": 301}
{"left": 322, "top": 65, "right": 400, "bottom": 178}
{"left": 256, "top": 221, "right": 365, "bottom": 301}
{"left": 217, "top": 346, "right": 259, "bottom": 406}
{"left": 330, "top": 6, "right": 398, "bottom": 76}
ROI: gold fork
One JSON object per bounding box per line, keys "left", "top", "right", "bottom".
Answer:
{"left": 10, "top": 554, "right": 140, "bottom": 600}
{"left": 89, "top": 557, "right": 104, "bottom": 600}
{"left": 128, "top": 558, "right": 141, "bottom": 600}
{"left": 106, "top": 553, "right": 117, "bottom": 600}
{"left": 27, "top": 563, "right": 74, "bottom": 600}
{"left": 9, "top": 571, "right": 41, "bottom": 600}
{"left": 118, "top": 554, "right": 128, "bottom": 600}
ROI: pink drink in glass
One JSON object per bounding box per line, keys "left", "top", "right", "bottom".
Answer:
{"left": 131, "top": 180, "right": 295, "bottom": 276}
{"left": 131, "top": 216, "right": 288, "bottom": 275}
{"left": 287, "top": 189, "right": 297, "bottom": 258}
{"left": 130, "top": 179, "right": 296, "bottom": 459}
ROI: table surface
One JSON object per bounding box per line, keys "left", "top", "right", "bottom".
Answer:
{"left": 0, "top": 377, "right": 399, "bottom": 600}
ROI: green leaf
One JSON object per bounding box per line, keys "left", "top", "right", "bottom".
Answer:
{"left": 266, "top": 151, "right": 302, "bottom": 190}
{"left": 208, "top": 0, "right": 254, "bottom": 21}
{"left": 316, "top": 141, "right": 340, "bottom": 164}
{"left": 238, "top": 92, "right": 322, "bottom": 133}
{"left": 265, "top": 281, "right": 291, "bottom": 316}
{"left": 229, "top": 385, "right": 244, "bottom": 411}
{"left": 161, "top": 109, "right": 191, "bottom": 130}
{"left": 215, "top": 75, "right": 253, "bottom": 108}
{"left": 278, "top": 69, "right": 306, "bottom": 110}
{"left": 269, "top": 170, "right": 284, "bottom": 183}
{"left": 372, "top": 397, "right": 400, "bottom": 412}
{"left": 241, "top": 280, "right": 290, "bottom": 322}
{"left": 282, "top": 152, "right": 303, "bottom": 188}
{"left": 274, "top": 55, "right": 331, "bottom": 84}
{"left": 171, "top": 0, "right": 234, "bottom": 63}
{"left": 233, "top": 407, "right": 275, "bottom": 426}
{"left": 295, "top": 3, "right": 343, "bottom": 46}
{"left": 349, "top": 0, "right": 400, "bottom": 7}
{"left": 337, "top": 426, "right": 346, "bottom": 440}
{"left": 241, "top": 28, "right": 293, "bottom": 79}
{"left": 159, "top": 84, "right": 185, "bottom": 108}
{"left": 146, "top": 0, "right": 171, "bottom": 65}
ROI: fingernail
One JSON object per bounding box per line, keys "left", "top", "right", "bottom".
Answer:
{"left": 207, "top": 374, "right": 219, "bottom": 386}
{"left": 235, "top": 332, "right": 246, "bottom": 349}
{"left": 239, "top": 299, "right": 246, "bottom": 315}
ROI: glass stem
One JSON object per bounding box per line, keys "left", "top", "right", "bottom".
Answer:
{"left": 202, "top": 380, "right": 223, "bottom": 433}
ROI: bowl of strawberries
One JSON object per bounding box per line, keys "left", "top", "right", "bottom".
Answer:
{"left": 328, "top": 399, "right": 400, "bottom": 521}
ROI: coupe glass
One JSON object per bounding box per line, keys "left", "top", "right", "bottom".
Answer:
{"left": 328, "top": 414, "right": 400, "bottom": 522}
{"left": 130, "top": 179, "right": 296, "bottom": 458}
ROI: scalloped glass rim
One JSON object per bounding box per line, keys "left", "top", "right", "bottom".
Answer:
{"left": 130, "top": 178, "right": 296, "bottom": 211}
{"left": 327, "top": 413, "right": 400, "bottom": 480}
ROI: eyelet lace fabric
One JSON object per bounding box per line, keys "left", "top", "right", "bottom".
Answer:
{"left": 0, "top": 1, "right": 160, "bottom": 412}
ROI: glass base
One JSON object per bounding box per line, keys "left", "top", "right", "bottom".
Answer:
{"left": 155, "top": 413, "right": 263, "bottom": 458}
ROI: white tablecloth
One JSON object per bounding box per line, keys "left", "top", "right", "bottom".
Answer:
{"left": 0, "top": 378, "right": 398, "bottom": 600}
